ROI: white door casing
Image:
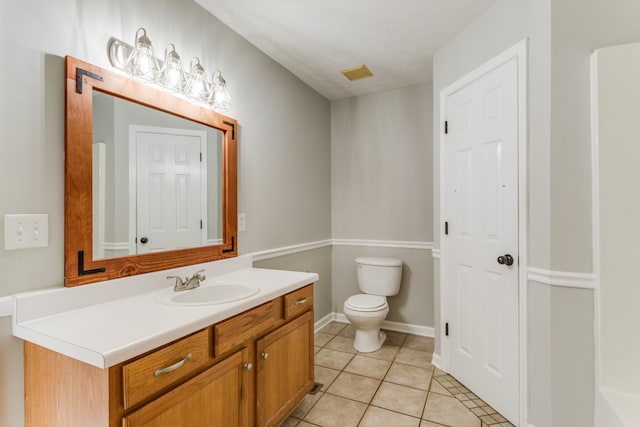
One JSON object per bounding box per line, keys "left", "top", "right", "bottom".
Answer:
{"left": 439, "top": 40, "right": 528, "bottom": 427}
{"left": 129, "top": 126, "right": 208, "bottom": 254}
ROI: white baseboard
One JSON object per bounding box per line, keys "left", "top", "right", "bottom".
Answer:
{"left": 326, "top": 312, "right": 434, "bottom": 337}
{"left": 314, "top": 312, "right": 336, "bottom": 333}
{"left": 431, "top": 353, "right": 444, "bottom": 371}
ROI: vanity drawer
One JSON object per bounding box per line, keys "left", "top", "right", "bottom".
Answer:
{"left": 284, "top": 284, "right": 314, "bottom": 319}
{"left": 214, "top": 300, "right": 279, "bottom": 356}
{"left": 122, "top": 329, "right": 211, "bottom": 410}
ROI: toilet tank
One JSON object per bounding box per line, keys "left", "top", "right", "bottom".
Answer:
{"left": 355, "top": 257, "right": 403, "bottom": 296}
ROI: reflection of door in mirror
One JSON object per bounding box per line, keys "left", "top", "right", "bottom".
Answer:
{"left": 92, "top": 92, "right": 223, "bottom": 261}
{"left": 132, "top": 126, "right": 207, "bottom": 254}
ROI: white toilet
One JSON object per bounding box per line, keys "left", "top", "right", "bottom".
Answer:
{"left": 343, "top": 257, "right": 403, "bottom": 352}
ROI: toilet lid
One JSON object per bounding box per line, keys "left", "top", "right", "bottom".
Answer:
{"left": 345, "top": 294, "right": 387, "bottom": 311}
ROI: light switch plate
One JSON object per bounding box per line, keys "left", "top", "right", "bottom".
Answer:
{"left": 238, "top": 213, "right": 246, "bottom": 232}
{"left": 4, "top": 214, "right": 49, "bottom": 250}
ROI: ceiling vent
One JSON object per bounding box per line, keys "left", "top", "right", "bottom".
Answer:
{"left": 341, "top": 64, "right": 373, "bottom": 81}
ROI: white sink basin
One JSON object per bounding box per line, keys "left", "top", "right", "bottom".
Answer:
{"left": 156, "top": 281, "right": 260, "bottom": 306}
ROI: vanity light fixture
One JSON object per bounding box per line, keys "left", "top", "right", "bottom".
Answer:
{"left": 158, "top": 44, "right": 186, "bottom": 93}
{"left": 185, "top": 57, "right": 210, "bottom": 102}
{"left": 124, "top": 28, "right": 160, "bottom": 83}
{"left": 109, "top": 28, "right": 232, "bottom": 112}
{"left": 209, "top": 69, "right": 231, "bottom": 112}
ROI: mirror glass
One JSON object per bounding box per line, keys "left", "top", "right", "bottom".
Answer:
{"left": 91, "top": 92, "right": 223, "bottom": 260}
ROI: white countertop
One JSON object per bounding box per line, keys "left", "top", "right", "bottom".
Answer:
{"left": 12, "top": 257, "right": 318, "bottom": 368}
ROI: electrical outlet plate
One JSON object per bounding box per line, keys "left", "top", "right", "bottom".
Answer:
{"left": 4, "top": 214, "right": 49, "bottom": 250}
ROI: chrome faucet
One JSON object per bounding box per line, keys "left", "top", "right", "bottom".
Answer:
{"left": 167, "top": 269, "right": 206, "bottom": 292}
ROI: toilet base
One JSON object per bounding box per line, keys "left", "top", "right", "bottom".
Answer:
{"left": 353, "top": 329, "right": 387, "bottom": 353}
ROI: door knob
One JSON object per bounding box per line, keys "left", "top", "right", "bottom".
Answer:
{"left": 497, "top": 254, "right": 514, "bottom": 266}
{"left": 140, "top": 237, "right": 149, "bottom": 244}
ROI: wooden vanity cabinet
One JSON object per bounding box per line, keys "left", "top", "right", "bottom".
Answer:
{"left": 23, "top": 285, "right": 314, "bottom": 427}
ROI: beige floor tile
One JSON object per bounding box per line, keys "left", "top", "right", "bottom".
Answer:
{"left": 314, "top": 348, "right": 354, "bottom": 370}
{"left": 314, "top": 332, "right": 334, "bottom": 347}
{"left": 434, "top": 367, "right": 447, "bottom": 376}
{"left": 344, "top": 354, "right": 391, "bottom": 379}
{"left": 360, "top": 344, "right": 400, "bottom": 361}
{"left": 385, "top": 362, "right": 433, "bottom": 390}
{"left": 382, "top": 330, "right": 408, "bottom": 347}
{"left": 423, "top": 392, "right": 480, "bottom": 427}
{"left": 303, "top": 394, "right": 367, "bottom": 427}
{"left": 429, "top": 379, "right": 453, "bottom": 396}
{"left": 279, "top": 416, "right": 300, "bottom": 427}
{"left": 420, "top": 421, "right": 449, "bottom": 427}
{"left": 395, "top": 347, "right": 434, "bottom": 369}
{"left": 403, "top": 335, "right": 435, "bottom": 353}
{"left": 291, "top": 391, "right": 323, "bottom": 418}
{"left": 319, "top": 322, "right": 347, "bottom": 335}
{"left": 359, "top": 406, "right": 420, "bottom": 427}
{"left": 326, "top": 372, "right": 381, "bottom": 403}
{"left": 314, "top": 365, "right": 340, "bottom": 392}
{"left": 338, "top": 324, "right": 356, "bottom": 338}
{"left": 314, "top": 346, "right": 322, "bottom": 354}
{"left": 372, "top": 382, "right": 428, "bottom": 418}
{"left": 297, "top": 422, "right": 319, "bottom": 427}
{"left": 325, "top": 335, "right": 357, "bottom": 354}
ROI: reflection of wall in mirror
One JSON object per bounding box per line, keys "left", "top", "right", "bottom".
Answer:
{"left": 92, "top": 93, "right": 223, "bottom": 260}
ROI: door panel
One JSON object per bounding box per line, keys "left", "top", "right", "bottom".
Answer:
{"left": 445, "top": 56, "right": 519, "bottom": 423}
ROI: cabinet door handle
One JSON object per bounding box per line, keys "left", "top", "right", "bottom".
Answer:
{"left": 244, "top": 363, "right": 253, "bottom": 371}
{"left": 294, "top": 297, "right": 308, "bottom": 305}
{"left": 154, "top": 353, "right": 192, "bottom": 377}
{"left": 261, "top": 352, "right": 269, "bottom": 360}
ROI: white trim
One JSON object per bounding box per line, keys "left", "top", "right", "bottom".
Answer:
{"left": 439, "top": 39, "right": 529, "bottom": 427}
{"left": 102, "top": 241, "right": 130, "bottom": 251}
{"left": 333, "top": 313, "right": 434, "bottom": 337}
{"left": 0, "top": 296, "right": 13, "bottom": 318}
{"left": 432, "top": 248, "right": 441, "bottom": 259}
{"left": 314, "top": 312, "right": 335, "bottom": 333}
{"left": 332, "top": 239, "right": 433, "bottom": 250}
{"left": 431, "top": 353, "right": 444, "bottom": 371}
{"left": 251, "top": 240, "right": 333, "bottom": 262}
{"left": 527, "top": 267, "right": 596, "bottom": 290}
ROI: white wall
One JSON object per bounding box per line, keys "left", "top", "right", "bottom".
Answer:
{"left": 595, "top": 40, "right": 640, "bottom": 398}
{"left": 0, "top": 1, "right": 331, "bottom": 425}
{"left": 331, "top": 83, "right": 434, "bottom": 327}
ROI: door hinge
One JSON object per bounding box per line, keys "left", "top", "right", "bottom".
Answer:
{"left": 445, "top": 221, "right": 449, "bottom": 235}
{"left": 445, "top": 322, "right": 449, "bottom": 336}
{"left": 200, "top": 220, "right": 203, "bottom": 229}
{"left": 200, "top": 152, "right": 203, "bottom": 162}
{"left": 444, "top": 121, "right": 448, "bottom": 134}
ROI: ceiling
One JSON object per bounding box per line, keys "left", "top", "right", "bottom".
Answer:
{"left": 195, "top": 0, "right": 498, "bottom": 100}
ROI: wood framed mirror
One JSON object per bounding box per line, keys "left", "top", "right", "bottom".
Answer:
{"left": 65, "top": 56, "right": 237, "bottom": 287}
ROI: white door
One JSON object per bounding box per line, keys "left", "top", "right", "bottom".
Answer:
{"left": 444, "top": 56, "right": 519, "bottom": 423}
{"left": 133, "top": 126, "right": 207, "bottom": 254}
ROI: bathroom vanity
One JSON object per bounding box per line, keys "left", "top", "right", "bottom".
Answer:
{"left": 14, "top": 262, "right": 317, "bottom": 427}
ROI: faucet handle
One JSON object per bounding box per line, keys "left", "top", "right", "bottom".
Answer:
{"left": 167, "top": 275, "right": 185, "bottom": 288}
{"left": 193, "top": 269, "right": 206, "bottom": 281}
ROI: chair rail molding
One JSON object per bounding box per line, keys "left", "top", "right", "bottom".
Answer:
{"left": 527, "top": 267, "right": 596, "bottom": 290}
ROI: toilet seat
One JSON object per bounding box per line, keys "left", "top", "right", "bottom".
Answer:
{"left": 344, "top": 294, "right": 387, "bottom": 312}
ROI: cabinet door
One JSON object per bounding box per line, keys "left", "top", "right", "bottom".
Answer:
{"left": 256, "top": 311, "right": 314, "bottom": 427}
{"left": 123, "top": 349, "right": 250, "bottom": 427}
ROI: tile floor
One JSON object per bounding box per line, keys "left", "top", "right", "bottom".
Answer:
{"left": 280, "top": 321, "right": 514, "bottom": 427}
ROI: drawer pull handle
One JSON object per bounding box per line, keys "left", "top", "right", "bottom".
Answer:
{"left": 294, "top": 297, "right": 308, "bottom": 305}
{"left": 244, "top": 363, "right": 253, "bottom": 371}
{"left": 154, "top": 353, "right": 192, "bottom": 377}
{"left": 261, "top": 352, "right": 269, "bottom": 360}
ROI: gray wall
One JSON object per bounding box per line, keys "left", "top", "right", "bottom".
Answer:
{"left": 0, "top": 1, "right": 330, "bottom": 425}
{"left": 330, "top": 83, "right": 434, "bottom": 328}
